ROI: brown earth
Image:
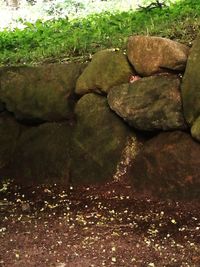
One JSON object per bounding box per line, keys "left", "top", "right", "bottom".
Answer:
{"left": 0, "top": 180, "right": 200, "bottom": 267}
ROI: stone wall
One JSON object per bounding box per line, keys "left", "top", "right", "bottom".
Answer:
{"left": 1, "top": 35, "right": 200, "bottom": 199}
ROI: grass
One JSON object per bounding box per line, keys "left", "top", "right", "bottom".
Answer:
{"left": 0, "top": 0, "right": 200, "bottom": 66}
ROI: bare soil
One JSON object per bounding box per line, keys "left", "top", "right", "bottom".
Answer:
{"left": 0, "top": 180, "right": 200, "bottom": 267}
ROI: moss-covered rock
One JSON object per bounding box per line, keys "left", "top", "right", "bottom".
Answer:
{"left": 10, "top": 122, "right": 71, "bottom": 185}
{"left": 0, "top": 63, "right": 85, "bottom": 122}
{"left": 0, "top": 113, "right": 21, "bottom": 171}
{"left": 191, "top": 116, "right": 200, "bottom": 141}
{"left": 108, "top": 74, "right": 186, "bottom": 131}
{"left": 0, "top": 101, "right": 5, "bottom": 112}
{"left": 70, "top": 93, "right": 139, "bottom": 184}
{"left": 75, "top": 49, "right": 133, "bottom": 95}
{"left": 182, "top": 35, "right": 200, "bottom": 126}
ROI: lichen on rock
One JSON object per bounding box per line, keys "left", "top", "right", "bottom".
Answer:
{"left": 108, "top": 74, "right": 187, "bottom": 131}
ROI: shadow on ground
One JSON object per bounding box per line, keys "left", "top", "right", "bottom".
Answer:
{"left": 0, "top": 180, "right": 200, "bottom": 267}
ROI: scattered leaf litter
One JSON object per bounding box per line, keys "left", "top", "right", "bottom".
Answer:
{"left": 0, "top": 180, "right": 200, "bottom": 267}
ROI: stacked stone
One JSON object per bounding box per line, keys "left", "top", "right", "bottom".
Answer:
{"left": 1, "top": 35, "right": 200, "bottom": 199}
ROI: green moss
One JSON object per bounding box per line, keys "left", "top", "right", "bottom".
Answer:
{"left": 70, "top": 93, "right": 134, "bottom": 184}
{"left": 191, "top": 116, "right": 200, "bottom": 141}
{"left": 182, "top": 35, "right": 200, "bottom": 126}
{"left": 0, "top": 63, "right": 85, "bottom": 121}
{"left": 76, "top": 49, "right": 133, "bottom": 95}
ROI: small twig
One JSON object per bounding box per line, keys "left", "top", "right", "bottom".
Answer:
{"left": 138, "top": 0, "right": 167, "bottom": 12}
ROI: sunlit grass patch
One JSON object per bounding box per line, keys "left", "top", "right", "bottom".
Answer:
{"left": 0, "top": 0, "right": 200, "bottom": 65}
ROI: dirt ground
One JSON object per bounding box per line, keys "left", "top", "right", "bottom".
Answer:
{"left": 0, "top": 180, "right": 200, "bottom": 267}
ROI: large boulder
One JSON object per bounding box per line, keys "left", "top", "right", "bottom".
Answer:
{"left": 0, "top": 63, "right": 85, "bottom": 122}
{"left": 70, "top": 93, "right": 140, "bottom": 184}
{"left": 108, "top": 74, "right": 186, "bottom": 131}
{"left": 9, "top": 122, "right": 71, "bottom": 185}
{"left": 181, "top": 35, "right": 200, "bottom": 141}
{"left": 127, "top": 35, "right": 189, "bottom": 76}
{"left": 130, "top": 131, "right": 200, "bottom": 199}
{"left": 0, "top": 113, "right": 21, "bottom": 171}
{"left": 75, "top": 49, "right": 133, "bottom": 95}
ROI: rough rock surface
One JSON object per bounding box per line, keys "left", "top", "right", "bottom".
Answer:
{"left": 0, "top": 113, "right": 21, "bottom": 171}
{"left": 9, "top": 122, "right": 71, "bottom": 185}
{"left": 127, "top": 35, "right": 189, "bottom": 76}
{"left": 182, "top": 35, "right": 200, "bottom": 130}
{"left": 0, "top": 101, "right": 5, "bottom": 112}
{"left": 108, "top": 74, "right": 186, "bottom": 131}
{"left": 0, "top": 63, "right": 85, "bottom": 122}
{"left": 70, "top": 93, "right": 139, "bottom": 184}
{"left": 75, "top": 49, "right": 133, "bottom": 95}
{"left": 130, "top": 131, "right": 200, "bottom": 199}
{"left": 191, "top": 116, "right": 200, "bottom": 141}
